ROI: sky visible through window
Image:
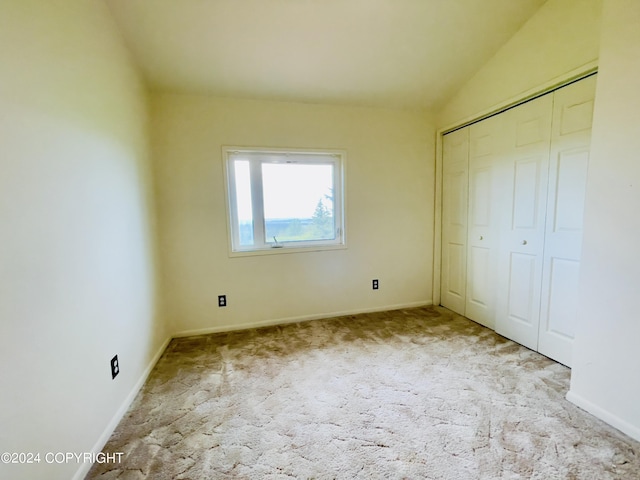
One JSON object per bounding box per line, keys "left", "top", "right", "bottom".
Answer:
{"left": 234, "top": 161, "right": 333, "bottom": 222}
{"left": 229, "top": 152, "right": 342, "bottom": 249}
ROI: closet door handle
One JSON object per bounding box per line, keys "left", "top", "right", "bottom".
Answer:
{"left": 522, "top": 240, "right": 528, "bottom": 245}
{"left": 479, "top": 235, "right": 484, "bottom": 240}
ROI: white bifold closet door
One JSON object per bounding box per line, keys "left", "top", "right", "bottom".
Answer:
{"left": 465, "top": 114, "right": 504, "bottom": 329}
{"left": 440, "top": 113, "right": 504, "bottom": 328}
{"left": 441, "top": 128, "right": 469, "bottom": 315}
{"left": 536, "top": 78, "right": 596, "bottom": 366}
{"left": 494, "top": 93, "right": 554, "bottom": 351}
{"left": 441, "top": 75, "right": 596, "bottom": 367}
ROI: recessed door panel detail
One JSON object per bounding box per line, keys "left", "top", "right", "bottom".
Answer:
{"left": 471, "top": 168, "right": 491, "bottom": 227}
{"left": 512, "top": 159, "right": 541, "bottom": 230}
{"left": 468, "top": 246, "right": 490, "bottom": 306}
{"left": 446, "top": 171, "right": 468, "bottom": 227}
{"left": 553, "top": 149, "right": 589, "bottom": 233}
{"left": 545, "top": 257, "right": 580, "bottom": 339}
{"left": 560, "top": 100, "right": 594, "bottom": 136}
{"left": 471, "top": 134, "right": 493, "bottom": 157}
{"left": 447, "top": 244, "right": 466, "bottom": 298}
{"left": 516, "top": 118, "right": 544, "bottom": 147}
{"left": 451, "top": 140, "right": 468, "bottom": 161}
{"left": 507, "top": 253, "right": 536, "bottom": 325}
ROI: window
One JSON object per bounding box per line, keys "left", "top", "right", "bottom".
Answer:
{"left": 223, "top": 147, "right": 346, "bottom": 255}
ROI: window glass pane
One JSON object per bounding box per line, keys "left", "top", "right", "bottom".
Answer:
{"left": 234, "top": 160, "right": 253, "bottom": 246}
{"left": 262, "top": 163, "right": 335, "bottom": 243}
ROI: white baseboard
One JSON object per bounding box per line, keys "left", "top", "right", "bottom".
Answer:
{"left": 173, "top": 300, "right": 433, "bottom": 338}
{"left": 566, "top": 390, "right": 640, "bottom": 442}
{"left": 72, "top": 335, "right": 172, "bottom": 480}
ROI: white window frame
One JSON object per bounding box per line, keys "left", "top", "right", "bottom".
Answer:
{"left": 223, "top": 146, "right": 347, "bottom": 257}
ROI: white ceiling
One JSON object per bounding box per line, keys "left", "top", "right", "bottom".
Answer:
{"left": 106, "top": 0, "right": 547, "bottom": 110}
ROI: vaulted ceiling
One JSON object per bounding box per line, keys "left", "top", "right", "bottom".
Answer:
{"left": 106, "top": 0, "right": 547, "bottom": 110}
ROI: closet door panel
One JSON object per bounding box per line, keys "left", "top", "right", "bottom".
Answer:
{"left": 441, "top": 128, "right": 469, "bottom": 315}
{"left": 512, "top": 159, "right": 542, "bottom": 228}
{"left": 506, "top": 252, "right": 537, "bottom": 324}
{"left": 468, "top": 238, "right": 491, "bottom": 322}
{"left": 545, "top": 257, "right": 580, "bottom": 336}
{"left": 538, "top": 76, "right": 596, "bottom": 366}
{"left": 465, "top": 115, "right": 503, "bottom": 328}
{"left": 495, "top": 94, "right": 553, "bottom": 351}
{"left": 551, "top": 150, "right": 589, "bottom": 233}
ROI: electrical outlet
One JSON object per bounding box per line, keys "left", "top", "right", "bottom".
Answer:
{"left": 218, "top": 295, "right": 227, "bottom": 307}
{"left": 372, "top": 279, "right": 379, "bottom": 290}
{"left": 110, "top": 355, "right": 119, "bottom": 379}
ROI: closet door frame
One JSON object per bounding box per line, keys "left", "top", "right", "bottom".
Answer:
{"left": 433, "top": 64, "right": 597, "bottom": 308}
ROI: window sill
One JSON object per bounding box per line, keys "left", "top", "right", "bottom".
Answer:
{"left": 228, "top": 243, "right": 347, "bottom": 258}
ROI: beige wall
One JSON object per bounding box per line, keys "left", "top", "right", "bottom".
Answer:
{"left": 438, "top": 0, "right": 602, "bottom": 128}
{"left": 0, "top": 2, "right": 166, "bottom": 479}
{"left": 5, "top": 0, "right": 636, "bottom": 477}
{"left": 152, "top": 94, "right": 435, "bottom": 335}
{"left": 567, "top": 0, "right": 640, "bottom": 441}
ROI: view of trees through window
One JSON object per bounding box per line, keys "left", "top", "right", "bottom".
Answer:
{"left": 239, "top": 196, "right": 335, "bottom": 245}
{"left": 262, "top": 197, "right": 335, "bottom": 243}
{"left": 238, "top": 202, "right": 335, "bottom": 244}
{"left": 228, "top": 150, "right": 343, "bottom": 251}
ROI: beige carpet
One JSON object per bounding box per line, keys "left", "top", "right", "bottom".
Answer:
{"left": 87, "top": 306, "right": 640, "bottom": 479}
